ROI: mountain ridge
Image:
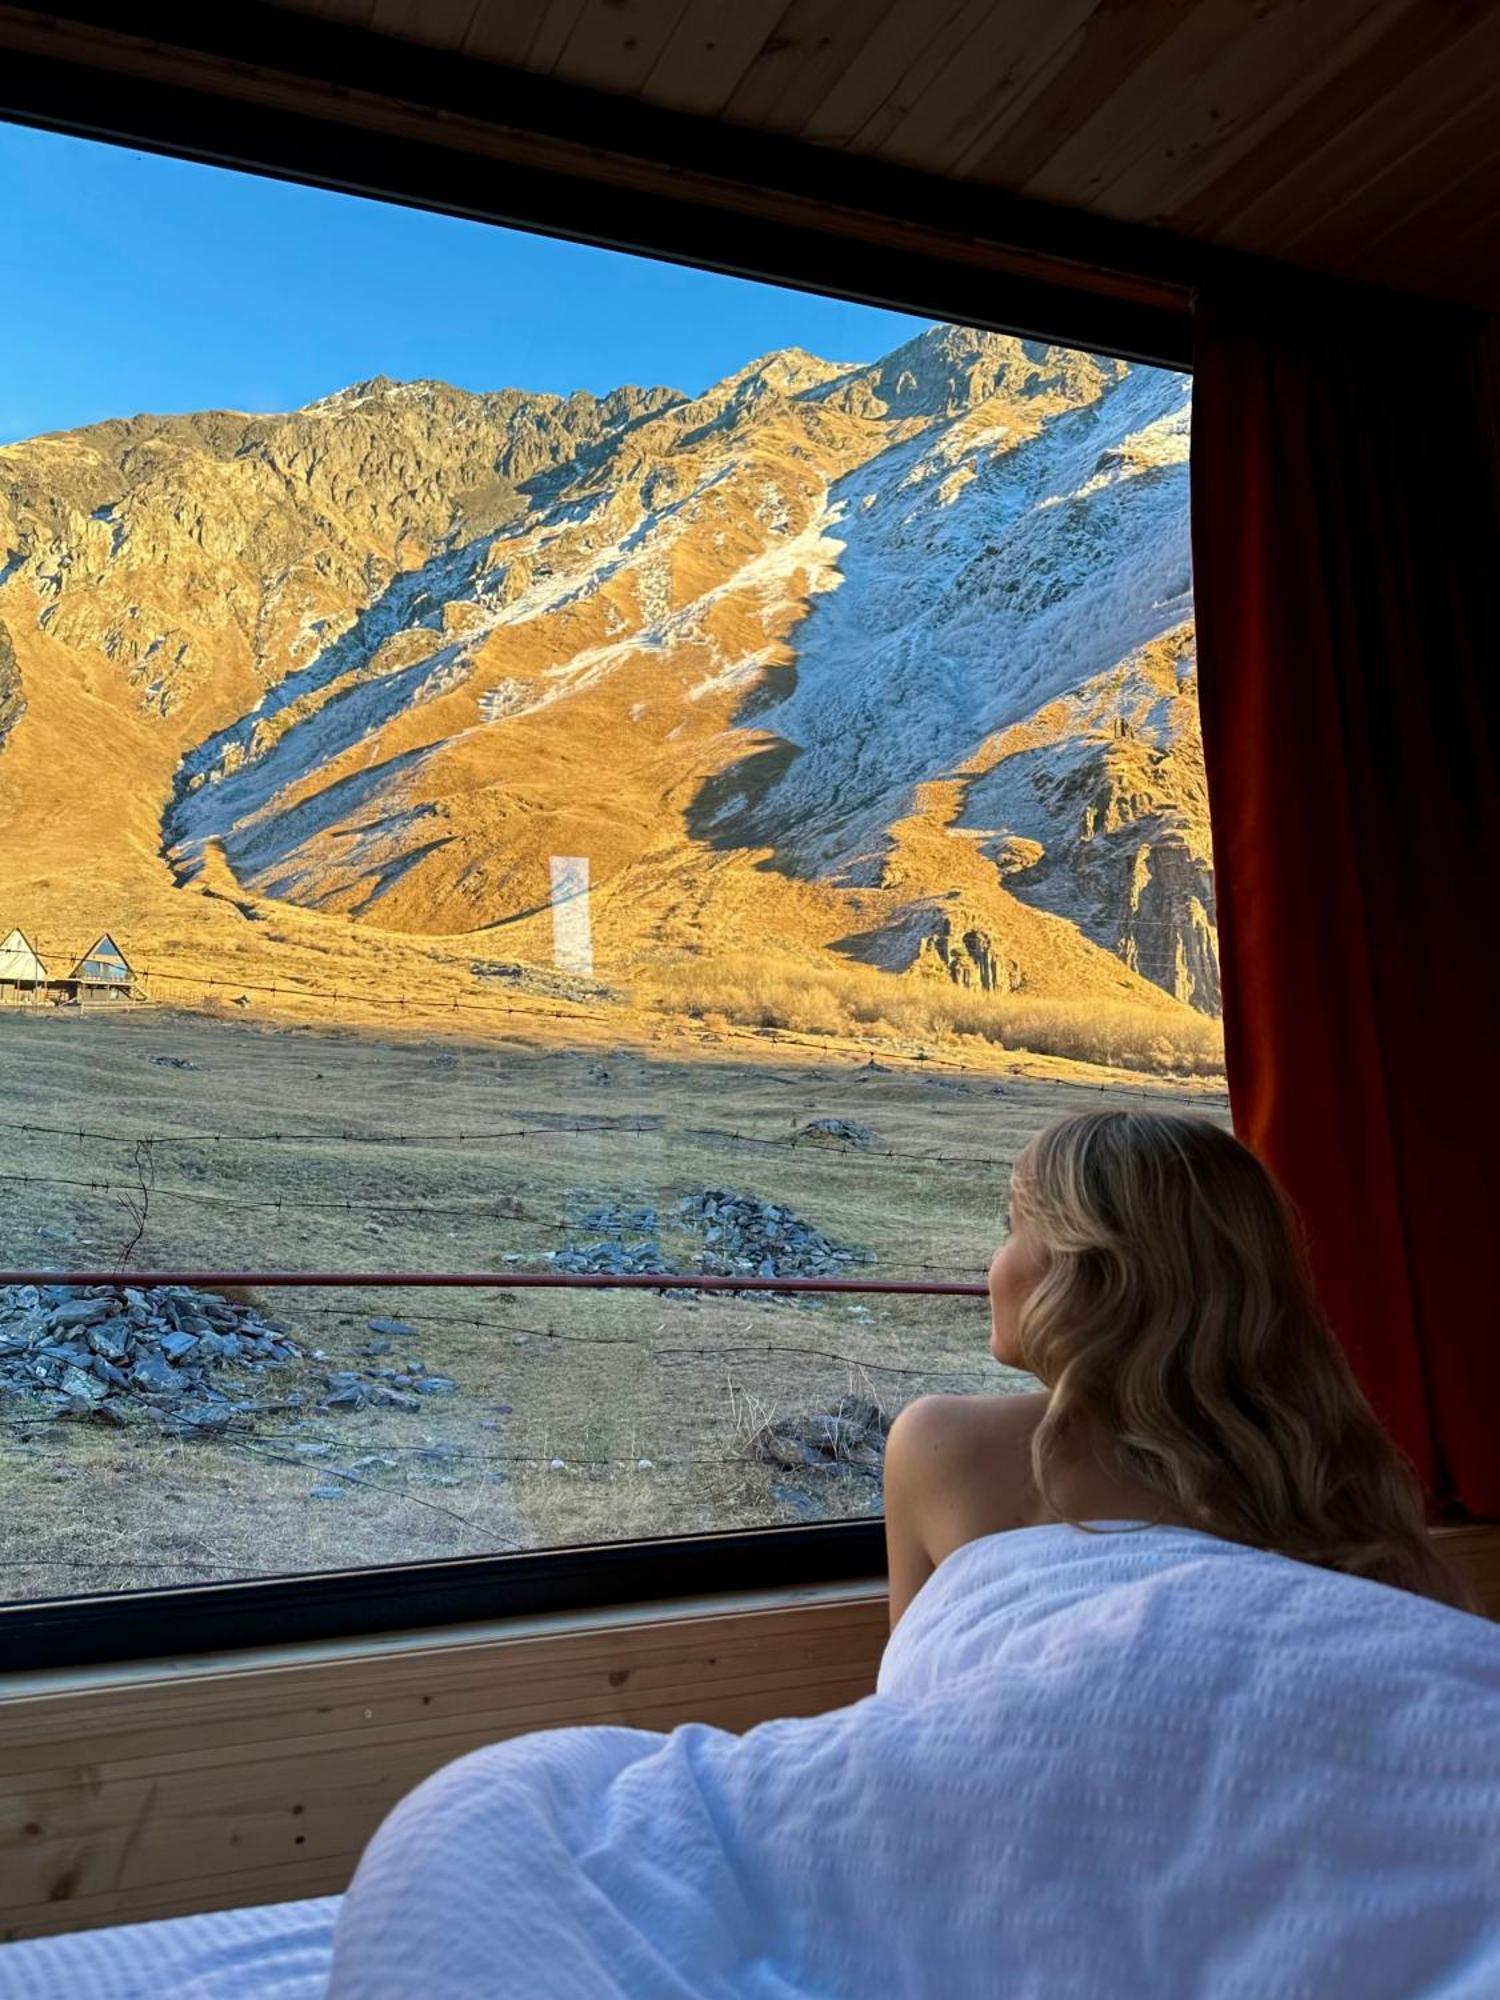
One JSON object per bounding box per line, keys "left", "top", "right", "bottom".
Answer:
{"left": 0, "top": 326, "right": 1218, "bottom": 1036}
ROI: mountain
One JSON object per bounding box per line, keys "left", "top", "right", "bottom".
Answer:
{"left": 0, "top": 327, "right": 1216, "bottom": 1027}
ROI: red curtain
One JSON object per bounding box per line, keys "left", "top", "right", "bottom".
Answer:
{"left": 1191, "top": 283, "right": 1500, "bottom": 1515}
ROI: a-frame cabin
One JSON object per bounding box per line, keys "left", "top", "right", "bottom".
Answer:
{"left": 0, "top": 925, "right": 48, "bottom": 999}
{"left": 61, "top": 933, "right": 134, "bottom": 998}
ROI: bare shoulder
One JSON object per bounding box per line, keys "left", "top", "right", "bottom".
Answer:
{"left": 886, "top": 1391, "right": 1049, "bottom": 1547}
{"left": 892, "top": 1392, "right": 1048, "bottom": 1472}
{"left": 883, "top": 1391, "right": 1050, "bottom": 1626}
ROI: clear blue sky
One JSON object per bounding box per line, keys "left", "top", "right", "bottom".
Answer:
{"left": 0, "top": 121, "right": 930, "bottom": 445}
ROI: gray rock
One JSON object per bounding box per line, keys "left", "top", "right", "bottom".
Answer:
{"left": 59, "top": 1365, "right": 106, "bottom": 1403}
{"left": 88, "top": 1320, "right": 135, "bottom": 1361}
{"left": 322, "top": 1385, "right": 369, "bottom": 1411}
{"left": 363, "top": 1384, "right": 421, "bottom": 1412}
{"left": 309, "top": 1484, "right": 344, "bottom": 1500}
{"left": 798, "top": 1118, "right": 876, "bottom": 1149}
{"left": 769, "top": 1483, "right": 824, "bottom": 1521}
{"left": 412, "top": 1376, "right": 459, "bottom": 1397}
{"left": 47, "top": 1297, "right": 114, "bottom": 1329}
{"left": 165, "top": 1403, "right": 233, "bottom": 1435}
{"left": 2, "top": 1279, "right": 305, "bottom": 1433}
{"left": 550, "top": 1237, "right": 670, "bottom": 1276}
{"left": 366, "top": 1317, "right": 419, "bottom": 1338}
{"left": 677, "top": 1190, "right": 859, "bottom": 1279}
{"left": 131, "top": 1352, "right": 180, "bottom": 1395}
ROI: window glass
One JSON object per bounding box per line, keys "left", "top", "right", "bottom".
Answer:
{"left": 0, "top": 124, "right": 1226, "bottom": 1602}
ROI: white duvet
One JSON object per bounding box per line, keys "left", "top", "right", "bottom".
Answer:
{"left": 329, "top": 1525, "right": 1500, "bottom": 1997}
{"left": 6, "top": 1523, "right": 1498, "bottom": 1998}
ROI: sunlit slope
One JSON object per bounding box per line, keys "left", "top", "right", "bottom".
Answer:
{"left": 0, "top": 330, "right": 1214, "bottom": 1019}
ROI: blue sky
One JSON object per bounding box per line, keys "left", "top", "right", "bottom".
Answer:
{"left": 0, "top": 121, "right": 929, "bottom": 445}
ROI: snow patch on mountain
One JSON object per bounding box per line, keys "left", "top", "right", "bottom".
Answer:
{"left": 712, "top": 363, "right": 1192, "bottom": 881}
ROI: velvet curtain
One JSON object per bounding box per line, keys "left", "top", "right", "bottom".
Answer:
{"left": 1191, "top": 283, "right": 1500, "bottom": 1515}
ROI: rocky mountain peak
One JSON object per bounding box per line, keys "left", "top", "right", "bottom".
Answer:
{"left": 839, "top": 324, "right": 1124, "bottom": 420}
{"left": 0, "top": 325, "right": 1216, "bottom": 1030}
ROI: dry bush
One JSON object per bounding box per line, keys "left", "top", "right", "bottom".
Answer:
{"left": 645, "top": 952, "right": 1225, "bottom": 1078}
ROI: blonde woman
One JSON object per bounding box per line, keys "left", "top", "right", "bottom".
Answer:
{"left": 327, "top": 1111, "right": 1499, "bottom": 1999}
{"left": 886, "top": 1109, "right": 1474, "bottom": 1624}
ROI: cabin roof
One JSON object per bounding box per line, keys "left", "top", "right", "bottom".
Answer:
{"left": 68, "top": 933, "right": 133, "bottom": 980}
{"left": 0, "top": 926, "right": 48, "bottom": 980}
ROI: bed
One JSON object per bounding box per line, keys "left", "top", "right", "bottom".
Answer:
{"left": 0, "top": 1897, "right": 337, "bottom": 1999}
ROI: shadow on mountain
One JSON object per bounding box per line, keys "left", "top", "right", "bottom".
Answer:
{"left": 684, "top": 737, "right": 807, "bottom": 874}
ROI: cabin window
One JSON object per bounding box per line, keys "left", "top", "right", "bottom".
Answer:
{"left": 0, "top": 122, "right": 1224, "bottom": 1644}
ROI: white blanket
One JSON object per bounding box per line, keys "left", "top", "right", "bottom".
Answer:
{"left": 329, "top": 1525, "right": 1500, "bottom": 1998}
{"left": 0, "top": 1897, "right": 337, "bottom": 1999}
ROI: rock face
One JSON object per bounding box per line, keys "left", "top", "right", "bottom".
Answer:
{"left": 0, "top": 328, "right": 1218, "bottom": 1017}
{"left": 0, "top": 624, "right": 21, "bottom": 752}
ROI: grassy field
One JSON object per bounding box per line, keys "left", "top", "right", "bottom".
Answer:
{"left": 0, "top": 1003, "right": 1229, "bottom": 1602}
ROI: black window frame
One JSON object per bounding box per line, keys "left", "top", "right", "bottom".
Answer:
{"left": 0, "top": 5, "right": 1196, "bottom": 1672}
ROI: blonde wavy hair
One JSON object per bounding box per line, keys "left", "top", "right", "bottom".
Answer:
{"left": 1010, "top": 1111, "right": 1474, "bottom": 1611}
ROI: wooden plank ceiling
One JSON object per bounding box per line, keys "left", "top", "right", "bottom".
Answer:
{"left": 267, "top": 0, "right": 1500, "bottom": 312}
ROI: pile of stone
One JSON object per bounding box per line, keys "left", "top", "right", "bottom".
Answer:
{"left": 542, "top": 1189, "right": 862, "bottom": 1281}
{"left": 679, "top": 1191, "right": 859, "bottom": 1278}
{"left": 571, "top": 1201, "right": 658, "bottom": 1234}
{"left": 796, "top": 1119, "right": 876, "bottom": 1149}
{"left": 750, "top": 1394, "right": 890, "bottom": 1476}
{"left": 320, "top": 1348, "right": 459, "bottom": 1412}
{"left": 548, "top": 1196, "right": 668, "bottom": 1277}
{"left": 550, "top": 1239, "right": 667, "bottom": 1275}
{"left": 0, "top": 1282, "right": 301, "bottom": 1433}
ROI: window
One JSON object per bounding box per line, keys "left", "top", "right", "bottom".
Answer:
{"left": 0, "top": 122, "right": 1226, "bottom": 1634}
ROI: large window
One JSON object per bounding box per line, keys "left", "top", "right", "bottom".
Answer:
{"left": 0, "top": 123, "right": 1225, "bottom": 1618}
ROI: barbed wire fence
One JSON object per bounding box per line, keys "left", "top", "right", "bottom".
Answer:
{"left": 8, "top": 926, "right": 1231, "bottom": 1084}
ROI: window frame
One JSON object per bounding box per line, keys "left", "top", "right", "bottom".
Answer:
{"left": 0, "top": 17, "right": 1197, "bottom": 1670}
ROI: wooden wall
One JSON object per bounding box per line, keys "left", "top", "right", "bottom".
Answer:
{"left": 2, "top": 1527, "right": 1495, "bottom": 1944}
{"left": 0, "top": 1582, "right": 889, "bottom": 1942}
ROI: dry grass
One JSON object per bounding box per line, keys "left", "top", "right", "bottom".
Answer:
{"left": 0, "top": 1007, "right": 1231, "bottom": 1599}
{"left": 644, "top": 952, "right": 1225, "bottom": 1079}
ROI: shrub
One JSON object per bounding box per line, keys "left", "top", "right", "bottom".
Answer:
{"left": 643, "top": 952, "right": 1224, "bottom": 1078}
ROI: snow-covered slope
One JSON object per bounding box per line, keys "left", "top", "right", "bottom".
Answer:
{"left": 719, "top": 358, "right": 1193, "bottom": 879}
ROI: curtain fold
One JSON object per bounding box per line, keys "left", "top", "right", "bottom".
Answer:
{"left": 1191, "top": 284, "right": 1500, "bottom": 1514}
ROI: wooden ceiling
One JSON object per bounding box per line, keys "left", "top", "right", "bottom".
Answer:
{"left": 0, "top": 0, "right": 1494, "bottom": 341}
{"left": 263, "top": 0, "right": 1500, "bottom": 313}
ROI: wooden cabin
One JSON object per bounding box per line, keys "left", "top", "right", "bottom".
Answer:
{"left": 0, "top": 925, "right": 49, "bottom": 1002}
{"left": 55, "top": 933, "right": 135, "bottom": 1001}
{"left": 0, "top": 4, "right": 1496, "bottom": 1987}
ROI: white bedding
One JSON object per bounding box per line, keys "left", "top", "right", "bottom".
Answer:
{"left": 7, "top": 1525, "right": 1500, "bottom": 1998}
{"left": 0, "top": 1896, "right": 337, "bottom": 1998}
{"left": 331, "top": 1525, "right": 1500, "bottom": 1998}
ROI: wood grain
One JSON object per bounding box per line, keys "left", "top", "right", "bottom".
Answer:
{"left": 264, "top": 0, "right": 1500, "bottom": 306}
{"left": 0, "top": 1584, "right": 889, "bottom": 1941}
